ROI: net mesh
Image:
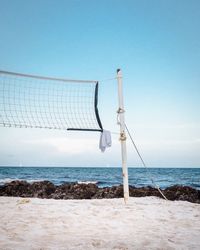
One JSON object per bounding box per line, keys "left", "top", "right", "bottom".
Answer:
{"left": 0, "top": 71, "right": 103, "bottom": 131}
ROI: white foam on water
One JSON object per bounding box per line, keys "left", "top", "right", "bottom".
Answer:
{"left": 0, "top": 178, "right": 44, "bottom": 185}
{"left": 0, "top": 178, "right": 19, "bottom": 185}
{"left": 78, "top": 181, "right": 98, "bottom": 185}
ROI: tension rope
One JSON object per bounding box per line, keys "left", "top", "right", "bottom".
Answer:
{"left": 124, "top": 123, "right": 168, "bottom": 200}
{"left": 115, "top": 109, "right": 168, "bottom": 200}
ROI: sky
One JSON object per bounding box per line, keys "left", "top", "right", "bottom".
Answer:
{"left": 0, "top": 0, "right": 199, "bottom": 167}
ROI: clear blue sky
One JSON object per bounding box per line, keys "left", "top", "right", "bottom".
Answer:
{"left": 0, "top": 0, "right": 199, "bottom": 167}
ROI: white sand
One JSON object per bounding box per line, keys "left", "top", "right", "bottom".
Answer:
{"left": 0, "top": 197, "right": 199, "bottom": 250}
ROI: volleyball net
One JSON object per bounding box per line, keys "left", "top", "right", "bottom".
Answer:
{"left": 0, "top": 70, "right": 103, "bottom": 132}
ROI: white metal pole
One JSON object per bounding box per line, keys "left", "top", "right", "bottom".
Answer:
{"left": 116, "top": 69, "right": 129, "bottom": 203}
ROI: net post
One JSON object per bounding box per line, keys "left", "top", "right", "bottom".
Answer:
{"left": 116, "top": 69, "right": 129, "bottom": 203}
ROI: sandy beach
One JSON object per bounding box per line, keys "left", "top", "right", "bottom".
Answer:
{"left": 0, "top": 197, "right": 199, "bottom": 250}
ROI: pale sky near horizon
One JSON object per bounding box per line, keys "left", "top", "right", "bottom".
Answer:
{"left": 0, "top": 0, "right": 199, "bottom": 167}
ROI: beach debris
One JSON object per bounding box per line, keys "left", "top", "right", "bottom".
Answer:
{"left": 17, "top": 198, "right": 31, "bottom": 204}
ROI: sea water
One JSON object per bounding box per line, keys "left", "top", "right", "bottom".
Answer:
{"left": 0, "top": 167, "right": 199, "bottom": 190}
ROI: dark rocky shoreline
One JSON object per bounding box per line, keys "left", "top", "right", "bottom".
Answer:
{"left": 0, "top": 180, "right": 200, "bottom": 204}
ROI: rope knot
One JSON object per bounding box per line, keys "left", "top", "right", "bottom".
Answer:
{"left": 117, "top": 108, "right": 125, "bottom": 114}
{"left": 119, "top": 132, "right": 126, "bottom": 141}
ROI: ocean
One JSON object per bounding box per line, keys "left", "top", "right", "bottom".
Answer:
{"left": 0, "top": 167, "right": 200, "bottom": 190}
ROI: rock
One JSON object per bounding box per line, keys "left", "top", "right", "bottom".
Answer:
{"left": 129, "top": 186, "right": 161, "bottom": 198}
{"left": 0, "top": 180, "right": 56, "bottom": 198}
{"left": 51, "top": 183, "right": 99, "bottom": 199}
{"left": 31, "top": 181, "right": 56, "bottom": 198}
{"left": 0, "top": 181, "right": 199, "bottom": 203}
{"left": 93, "top": 185, "right": 123, "bottom": 199}
{"left": 0, "top": 180, "right": 31, "bottom": 197}
{"left": 163, "top": 185, "right": 200, "bottom": 203}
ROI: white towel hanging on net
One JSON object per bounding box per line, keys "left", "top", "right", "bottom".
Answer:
{"left": 99, "top": 130, "right": 112, "bottom": 152}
